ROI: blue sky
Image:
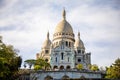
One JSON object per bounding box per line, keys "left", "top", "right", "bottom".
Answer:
{"left": 0, "top": 0, "right": 120, "bottom": 68}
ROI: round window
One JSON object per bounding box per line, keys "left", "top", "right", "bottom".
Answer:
{"left": 78, "top": 59, "right": 81, "bottom": 62}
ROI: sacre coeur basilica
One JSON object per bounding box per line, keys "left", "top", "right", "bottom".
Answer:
{"left": 31, "top": 9, "right": 102, "bottom": 80}
{"left": 36, "top": 9, "right": 91, "bottom": 70}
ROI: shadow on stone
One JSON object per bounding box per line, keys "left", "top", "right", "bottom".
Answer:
{"left": 44, "top": 75, "right": 53, "bottom": 80}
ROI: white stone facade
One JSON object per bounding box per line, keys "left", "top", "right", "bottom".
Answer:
{"left": 36, "top": 9, "right": 91, "bottom": 70}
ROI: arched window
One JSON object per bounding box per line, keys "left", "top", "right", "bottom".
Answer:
{"left": 78, "top": 50, "right": 81, "bottom": 53}
{"left": 61, "top": 53, "right": 64, "bottom": 60}
{"left": 45, "top": 50, "right": 49, "bottom": 54}
{"left": 66, "top": 65, "right": 71, "bottom": 69}
{"left": 68, "top": 57, "right": 69, "bottom": 62}
{"left": 66, "top": 41, "right": 68, "bottom": 46}
{"left": 60, "top": 65, "right": 64, "bottom": 70}
{"left": 56, "top": 57, "right": 57, "bottom": 62}
{"left": 53, "top": 65, "right": 58, "bottom": 69}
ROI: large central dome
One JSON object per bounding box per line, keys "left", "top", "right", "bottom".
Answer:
{"left": 54, "top": 9, "right": 73, "bottom": 34}
{"left": 53, "top": 9, "right": 75, "bottom": 42}
{"left": 54, "top": 20, "right": 73, "bottom": 34}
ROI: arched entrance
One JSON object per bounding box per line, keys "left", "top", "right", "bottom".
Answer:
{"left": 66, "top": 65, "right": 71, "bottom": 70}
{"left": 80, "top": 75, "right": 85, "bottom": 80}
{"left": 44, "top": 75, "right": 53, "bottom": 80}
{"left": 53, "top": 65, "right": 58, "bottom": 69}
{"left": 45, "top": 58, "right": 48, "bottom": 62}
{"left": 59, "top": 65, "right": 64, "bottom": 70}
{"left": 62, "top": 75, "right": 70, "bottom": 80}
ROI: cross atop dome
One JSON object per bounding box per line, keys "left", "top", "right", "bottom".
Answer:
{"left": 62, "top": 8, "right": 66, "bottom": 20}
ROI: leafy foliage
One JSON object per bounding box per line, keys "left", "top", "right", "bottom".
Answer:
{"left": 34, "top": 65, "right": 42, "bottom": 70}
{"left": 106, "top": 58, "right": 120, "bottom": 79}
{"left": 35, "top": 58, "right": 51, "bottom": 70}
{"left": 24, "top": 59, "right": 36, "bottom": 69}
{"left": 0, "top": 36, "right": 22, "bottom": 80}
{"left": 76, "top": 64, "right": 83, "bottom": 70}
{"left": 90, "top": 64, "right": 99, "bottom": 71}
{"left": 24, "top": 58, "right": 51, "bottom": 70}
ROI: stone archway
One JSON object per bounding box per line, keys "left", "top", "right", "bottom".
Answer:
{"left": 44, "top": 75, "right": 53, "bottom": 80}
{"left": 66, "top": 65, "right": 71, "bottom": 70}
{"left": 53, "top": 65, "right": 58, "bottom": 70}
{"left": 45, "top": 58, "right": 48, "bottom": 62}
{"left": 62, "top": 75, "right": 70, "bottom": 80}
{"left": 80, "top": 75, "right": 85, "bottom": 80}
{"left": 59, "top": 65, "right": 64, "bottom": 70}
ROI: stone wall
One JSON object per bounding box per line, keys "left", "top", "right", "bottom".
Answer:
{"left": 30, "top": 71, "right": 102, "bottom": 80}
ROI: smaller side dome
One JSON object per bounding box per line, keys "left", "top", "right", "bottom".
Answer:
{"left": 42, "top": 32, "right": 51, "bottom": 49}
{"left": 74, "top": 32, "right": 85, "bottom": 49}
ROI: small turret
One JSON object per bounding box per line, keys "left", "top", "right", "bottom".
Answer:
{"left": 74, "top": 32, "right": 85, "bottom": 49}
{"left": 42, "top": 31, "right": 51, "bottom": 49}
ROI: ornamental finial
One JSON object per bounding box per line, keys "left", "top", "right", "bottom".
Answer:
{"left": 78, "top": 31, "right": 80, "bottom": 39}
{"left": 47, "top": 31, "right": 49, "bottom": 39}
{"left": 62, "top": 8, "right": 66, "bottom": 20}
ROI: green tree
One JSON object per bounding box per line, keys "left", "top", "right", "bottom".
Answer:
{"left": 35, "top": 58, "right": 51, "bottom": 70}
{"left": 24, "top": 59, "right": 36, "bottom": 69}
{"left": 0, "top": 36, "right": 22, "bottom": 80}
{"left": 76, "top": 64, "right": 83, "bottom": 70}
{"left": 34, "top": 65, "right": 42, "bottom": 70}
{"left": 90, "top": 64, "right": 99, "bottom": 71}
{"left": 106, "top": 58, "right": 120, "bottom": 79}
{"left": 24, "top": 58, "right": 51, "bottom": 70}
